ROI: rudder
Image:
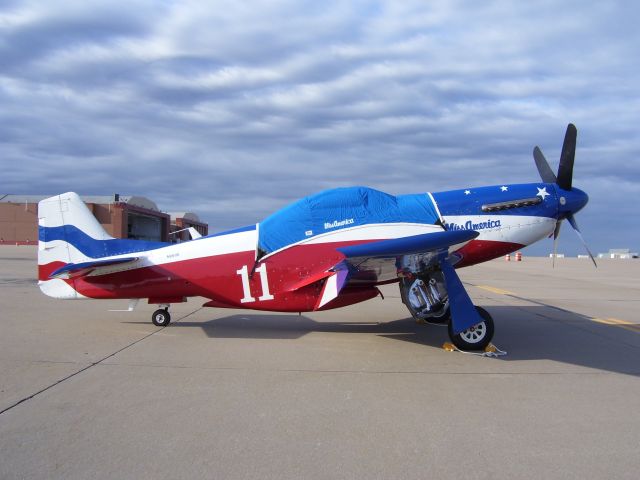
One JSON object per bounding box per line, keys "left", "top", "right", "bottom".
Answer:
{"left": 37, "top": 192, "right": 113, "bottom": 298}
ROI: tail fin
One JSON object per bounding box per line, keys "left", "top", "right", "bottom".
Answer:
{"left": 38, "top": 192, "right": 113, "bottom": 299}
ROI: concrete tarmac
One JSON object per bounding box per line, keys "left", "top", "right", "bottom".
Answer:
{"left": 1, "top": 246, "right": 639, "bottom": 479}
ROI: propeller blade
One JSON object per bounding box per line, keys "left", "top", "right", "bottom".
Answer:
{"left": 557, "top": 123, "right": 577, "bottom": 190}
{"left": 566, "top": 214, "right": 597, "bottom": 267}
{"left": 553, "top": 219, "right": 562, "bottom": 240}
{"left": 534, "top": 146, "right": 557, "bottom": 183}
{"left": 552, "top": 220, "right": 562, "bottom": 268}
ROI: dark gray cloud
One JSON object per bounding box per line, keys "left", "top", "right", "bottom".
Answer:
{"left": 1, "top": 0, "right": 639, "bottom": 256}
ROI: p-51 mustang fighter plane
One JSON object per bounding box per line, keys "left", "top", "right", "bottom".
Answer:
{"left": 37, "top": 124, "right": 594, "bottom": 350}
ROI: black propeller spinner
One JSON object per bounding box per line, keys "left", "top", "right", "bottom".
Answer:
{"left": 533, "top": 124, "right": 597, "bottom": 267}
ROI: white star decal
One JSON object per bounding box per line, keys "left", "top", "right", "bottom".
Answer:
{"left": 500, "top": 186, "right": 508, "bottom": 192}
{"left": 464, "top": 190, "right": 471, "bottom": 195}
{"left": 536, "top": 187, "right": 550, "bottom": 200}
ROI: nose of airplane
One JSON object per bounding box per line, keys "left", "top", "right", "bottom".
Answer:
{"left": 557, "top": 186, "right": 589, "bottom": 217}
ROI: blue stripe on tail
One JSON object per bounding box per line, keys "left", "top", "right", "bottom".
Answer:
{"left": 39, "top": 225, "right": 168, "bottom": 258}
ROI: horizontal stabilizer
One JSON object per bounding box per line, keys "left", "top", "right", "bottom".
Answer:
{"left": 50, "top": 257, "right": 139, "bottom": 279}
{"left": 337, "top": 230, "right": 478, "bottom": 259}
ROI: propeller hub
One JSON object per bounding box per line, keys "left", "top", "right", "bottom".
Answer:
{"left": 556, "top": 186, "right": 588, "bottom": 217}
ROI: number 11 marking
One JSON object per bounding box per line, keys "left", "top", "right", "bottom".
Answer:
{"left": 255, "top": 264, "right": 274, "bottom": 301}
{"left": 236, "top": 264, "right": 274, "bottom": 303}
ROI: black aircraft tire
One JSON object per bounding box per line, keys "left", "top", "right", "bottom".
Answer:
{"left": 152, "top": 308, "right": 171, "bottom": 327}
{"left": 448, "top": 306, "right": 494, "bottom": 351}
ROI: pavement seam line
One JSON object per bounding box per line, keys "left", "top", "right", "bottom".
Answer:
{"left": 0, "top": 307, "right": 202, "bottom": 417}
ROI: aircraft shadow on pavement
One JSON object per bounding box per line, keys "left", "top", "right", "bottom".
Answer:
{"left": 486, "top": 305, "right": 640, "bottom": 376}
{"left": 176, "top": 314, "right": 443, "bottom": 345}
{"left": 168, "top": 305, "right": 640, "bottom": 377}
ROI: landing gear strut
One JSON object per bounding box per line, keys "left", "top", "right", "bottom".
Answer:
{"left": 151, "top": 305, "right": 171, "bottom": 326}
{"left": 400, "top": 268, "right": 495, "bottom": 351}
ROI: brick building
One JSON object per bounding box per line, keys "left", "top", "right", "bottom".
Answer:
{"left": 0, "top": 194, "right": 207, "bottom": 245}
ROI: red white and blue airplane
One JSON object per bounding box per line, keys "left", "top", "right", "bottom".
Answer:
{"left": 37, "top": 124, "right": 594, "bottom": 350}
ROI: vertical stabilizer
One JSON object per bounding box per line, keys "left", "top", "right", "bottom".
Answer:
{"left": 37, "top": 193, "right": 113, "bottom": 298}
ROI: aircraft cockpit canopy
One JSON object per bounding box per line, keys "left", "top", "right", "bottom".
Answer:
{"left": 258, "top": 186, "right": 439, "bottom": 254}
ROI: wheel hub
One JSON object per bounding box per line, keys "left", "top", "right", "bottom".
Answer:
{"left": 459, "top": 322, "right": 486, "bottom": 343}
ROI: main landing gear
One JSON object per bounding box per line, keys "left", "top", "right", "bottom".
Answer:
{"left": 151, "top": 305, "right": 171, "bottom": 327}
{"left": 448, "top": 306, "right": 494, "bottom": 351}
{"left": 399, "top": 270, "right": 495, "bottom": 351}
{"left": 400, "top": 272, "right": 450, "bottom": 324}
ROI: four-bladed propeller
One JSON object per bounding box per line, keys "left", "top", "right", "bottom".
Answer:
{"left": 534, "top": 124, "right": 597, "bottom": 267}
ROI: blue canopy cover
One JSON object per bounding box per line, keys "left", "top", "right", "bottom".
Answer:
{"left": 258, "top": 186, "right": 439, "bottom": 253}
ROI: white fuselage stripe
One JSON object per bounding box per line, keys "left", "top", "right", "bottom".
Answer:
{"left": 260, "top": 223, "right": 444, "bottom": 260}
{"left": 444, "top": 215, "right": 556, "bottom": 245}
{"left": 40, "top": 215, "right": 556, "bottom": 280}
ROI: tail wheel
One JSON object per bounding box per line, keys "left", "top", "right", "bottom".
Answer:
{"left": 152, "top": 308, "right": 171, "bottom": 327}
{"left": 448, "top": 306, "right": 494, "bottom": 351}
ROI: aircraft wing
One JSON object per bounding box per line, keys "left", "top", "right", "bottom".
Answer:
{"left": 49, "top": 257, "right": 139, "bottom": 279}
{"left": 337, "top": 230, "right": 478, "bottom": 260}
{"left": 314, "top": 230, "right": 478, "bottom": 309}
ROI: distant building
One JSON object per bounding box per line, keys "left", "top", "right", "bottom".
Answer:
{"left": 597, "top": 249, "right": 638, "bottom": 259}
{"left": 549, "top": 253, "right": 565, "bottom": 258}
{"left": 169, "top": 212, "right": 208, "bottom": 243}
{"left": 0, "top": 194, "right": 207, "bottom": 245}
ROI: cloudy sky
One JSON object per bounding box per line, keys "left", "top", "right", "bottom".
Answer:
{"left": 1, "top": 0, "right": 638, "bottom": 256}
